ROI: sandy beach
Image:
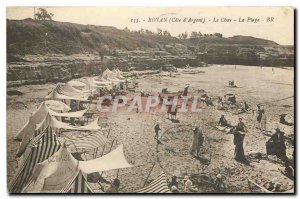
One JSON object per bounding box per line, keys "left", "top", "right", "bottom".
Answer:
{"left": 7, "top": 65, "right": 294, "bottom": 193}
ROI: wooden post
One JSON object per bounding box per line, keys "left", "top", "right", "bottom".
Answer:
{"left": 108, "top": 139, "right": 115, "bottom": 153}
{"left": 100, "top": 128, "right": 111, "bottom": 157}
{"left": 116, "top": 169, "right": 120, "bottom": 179}
{"left": 34, "top": 7, "right": 36, "bottom": 20}
{"left": 247, "top": 179, "right": 253, "bottom": 192}
{"left": 143, "top": 162, "right": 156, "bottom": 188}
{"left": 247, "top": 178, "right": 272, "bottom": 193}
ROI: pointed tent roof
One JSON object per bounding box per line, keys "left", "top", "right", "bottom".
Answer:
{"left": 63, "top": 82, "right": 91, "bottom": 95}
{"left": 45, "top": 90, "right": 89, "bottom": 102}
{"left": 113, "top": 69, "right": 125, "bottom": 80}
{"left": 101, "top": 69, "right": 125, "bottom": 83}
{"left": 14, "top": 102, "right": 49, "bottom": 140}
{"left": 68, "top": 80, "right": 87, "bottom": 89}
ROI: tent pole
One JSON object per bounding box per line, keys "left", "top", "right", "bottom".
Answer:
{"left": 108, "top": 139, "right": 115, "bottom": 153}
{"left": 116, "top": 169, "right": 120, "bottom": 178}
{"left": 247, "top": 178, "right": 272, "bottom": 193}
{"left": 100, "top": 128, "right": 111, "bottom": 157}
{"left": 143, "top": 162, "right": 156, "bottom": 188}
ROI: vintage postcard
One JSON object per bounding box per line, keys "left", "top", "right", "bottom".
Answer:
{"left": 6, "top": 7, "right": 294, "bottom": 194}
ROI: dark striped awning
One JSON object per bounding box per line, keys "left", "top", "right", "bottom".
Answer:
{"left": 61, "top": 171, "right": 94, "bottom": 193}
{"left": 70, "top": 132, "right": 107, "bottom": 151}
{"left": 136, "top": 173, "right": 171, "bottom": 193}
{"left": 9, "top": 127, "right": 61, "bottom": 193}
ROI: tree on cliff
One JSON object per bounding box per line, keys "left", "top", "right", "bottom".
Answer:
{"left": 163, "top": 30, "right": 171, "bottom": 37}
{"left": 214, "top": 33, "right": 223, "bottom": 38}
{"left": 98, "top": 44, "right": 109, "bottom": 62}
{"left": 35, "top": 8, "right": 54, "bottom": 21}
{"left": 157, "top": 28, "right": 163, "bottom": 35}
{"left": 178, "top": 32, "right": 188, "bottom": 40}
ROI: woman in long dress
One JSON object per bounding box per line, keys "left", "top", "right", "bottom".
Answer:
{"left": 190, "top": 127, "right": 199, "bottom": 156}
{"left": 260, "top": 109, "right": 267, "bottom": 132}
{"left": 234, "top": 131, "right": 245, "bottom": 161}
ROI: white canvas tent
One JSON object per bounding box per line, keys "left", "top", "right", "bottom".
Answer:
{"left": 113, "top": 69, "right": 125, "bottom": 80}
{"left": 62, "top": 82, "right": 91, "bottom": 95}
{"left": 68, "top": 80, "right": 88, "bottom": 90}
{"left": 14, "top": 102, "right": 49, "bottom": 140}
{"left": 45, "top": 90, "right": 89, "bottom": 102}
{"left": 45, "top": 100, "right": 71, "bottom": 113}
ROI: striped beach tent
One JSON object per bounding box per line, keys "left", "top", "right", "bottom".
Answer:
{"left": 23, "top": 144, "right": 79, "bottom": 193}
{"left": 9, "top": 127, "right": 61, "bottom": 193}
{"left": 136, "top": 173, "right": 171, "bottom": 193}
{"left": 61, "top": 171, "right": 94, "bottom": 193}
{"left": 23, "top": 144, "right": 95, "bottom": 193}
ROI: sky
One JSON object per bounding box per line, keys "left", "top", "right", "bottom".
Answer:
{"left": 7, "top": 7, "right": 294, "bottom": 45}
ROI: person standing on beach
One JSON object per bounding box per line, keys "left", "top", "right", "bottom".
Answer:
{"left": 190, "top": 126, "right": 199, "bottom": 156}
{"left": 233, "top": 130, "right": 246, "bottom": 162}
{"left": 183, "top": 85, "right": 189, "bottom": 96}
{"left": 260, "top": 109, "right": 267, "bottom": 132}
{"left": 154, "top": 122, "right": 161, "bottom": 144}
{"left": 256, "top": 105, "right": 263, "bottom": 129}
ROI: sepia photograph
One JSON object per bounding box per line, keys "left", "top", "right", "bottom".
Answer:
{"left": 6, "top": 6, "right": 295, "bottom": 194}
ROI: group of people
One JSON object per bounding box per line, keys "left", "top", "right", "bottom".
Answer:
{"left": 168, "top": 173, "right": 227, "bottom": 193}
